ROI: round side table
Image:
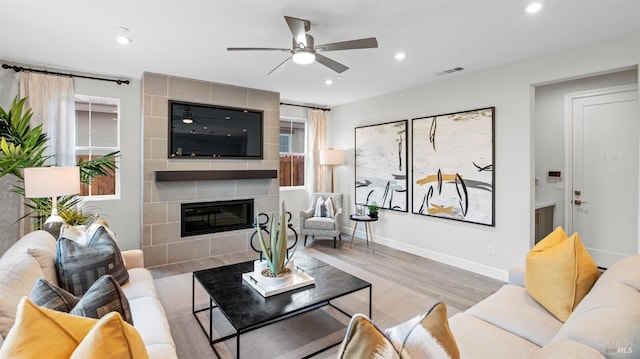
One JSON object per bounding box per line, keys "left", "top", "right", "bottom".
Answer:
{"left": 349, "top": 214, "right": 378, "bottom": 251}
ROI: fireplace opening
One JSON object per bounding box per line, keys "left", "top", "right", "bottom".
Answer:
{"left": 181, "top": 199, "right": 254, "bottom": 237}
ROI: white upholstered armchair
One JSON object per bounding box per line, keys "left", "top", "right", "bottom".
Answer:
{"left": 300, "top": 193, "right": 343, "bottom": 248}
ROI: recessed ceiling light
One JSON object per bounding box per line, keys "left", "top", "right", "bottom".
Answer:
{"left": 395, "top": 52, "right": 406, "bottom": 60}
{"left": 526, "top": 2, "right": 542, "bottom": 13}
{"left": 115, "top": 27, "right": 132, "bottom": 45}
{"left": 325, "top": 79, "right": 333, "bottom": 85}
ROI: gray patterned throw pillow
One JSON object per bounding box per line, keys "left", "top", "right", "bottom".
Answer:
{"left": 29, "top": 274, "right": 133, "bottom": 325}
{"left": 56, "top": 226, "right": 129, "bottom": 296}
{"left": 30, "top": 278, "right": 79, "bottom": 312}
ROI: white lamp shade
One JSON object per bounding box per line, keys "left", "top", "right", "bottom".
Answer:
{"left": 320, "top": 149, "right": 345, "bottom": 165}
{"left": 23, "top": 167, "right": 81, "bottom": 198}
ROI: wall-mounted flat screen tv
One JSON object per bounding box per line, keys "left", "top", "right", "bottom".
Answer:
{"left": 168, "top": 101, "right": 263, "bottom": 159}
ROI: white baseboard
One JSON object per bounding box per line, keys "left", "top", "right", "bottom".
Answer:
{"left": 349, "top": 227, "right": 508, "bottom": 282}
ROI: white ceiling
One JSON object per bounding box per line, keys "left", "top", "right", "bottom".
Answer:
{"left": 1, "top": 0, "right": 638, "bottom": 107}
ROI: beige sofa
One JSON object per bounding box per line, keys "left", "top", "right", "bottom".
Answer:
{"left": 448, "top": 255, "right": 640, "bottom": 358}
{"left": 0, "top": 230, "right": 177, "bottom": 358}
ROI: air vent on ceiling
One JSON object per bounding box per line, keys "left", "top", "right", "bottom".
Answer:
{"left": 436, "top": 67, "right": 464, "bottom": 76}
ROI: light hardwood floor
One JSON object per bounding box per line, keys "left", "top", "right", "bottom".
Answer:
{"left": 149, "top": 235, "right": 504, "bottom": 311}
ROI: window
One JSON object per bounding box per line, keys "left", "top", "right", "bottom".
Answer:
{"left": 75, "top": 95, "right": 120, "bottom": 199}
{"left": 279, "top": 133, "right": 291, "bottom": 153}
{"left": 279, "top": 119, "right": 306, "bottom": 187}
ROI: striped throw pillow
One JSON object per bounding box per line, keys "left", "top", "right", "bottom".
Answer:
{"left": 314, "top": 196, "right": 335, "bottom": 218}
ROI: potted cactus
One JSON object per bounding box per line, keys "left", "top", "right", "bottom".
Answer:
{"left": 256, "top": 201, "right": 296, "bottom": 285}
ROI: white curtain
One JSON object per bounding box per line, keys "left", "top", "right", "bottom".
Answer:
{"left": 306, "top": 109, "right": 327, "bottom": 193}
{"left": 19, "top": 72, "right": 76, "bottom": 166}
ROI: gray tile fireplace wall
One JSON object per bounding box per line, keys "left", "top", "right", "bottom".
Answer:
{"left": 142, "top": 72, "right": 280, "bottom": 267}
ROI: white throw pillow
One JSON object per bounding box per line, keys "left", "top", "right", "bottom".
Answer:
{"left": 314, "top": 197, "right": 335, "bottom": 218}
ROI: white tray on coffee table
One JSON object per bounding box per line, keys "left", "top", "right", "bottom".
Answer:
{"left": 242, "top": 270, "right": 315, "bottom": 297}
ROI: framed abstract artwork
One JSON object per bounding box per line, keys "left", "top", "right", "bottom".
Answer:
{"left": 355, "top": 120, "right": 408, "bottom": 212}
{"left": 412, "top": 107, "right": 495, "bottom": 226}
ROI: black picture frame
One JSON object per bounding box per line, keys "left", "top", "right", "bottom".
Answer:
{"left": 355, "top": 120, "right": 408, "bottom": 212}
{"left": 411, "top": 107, "right": 495, "bottom": 226}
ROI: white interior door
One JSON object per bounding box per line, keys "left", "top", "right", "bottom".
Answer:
{"left": 568, "top": 85, "right": 638, "bottom": 268}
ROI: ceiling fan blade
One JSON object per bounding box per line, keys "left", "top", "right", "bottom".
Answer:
{"left": 227, "top": 47, "right": 290, "bottom": 52}
{"left": 315, "top": 54, "right": 349, "bottom": 73}
{"left": 284, "top": 16, "right": 311, "bottom": 47}
{"left": 316, "top": 37, "right": 379, "bottom": 52}
{"left": 268, "top": 56, "right": 292, "bottom": 75}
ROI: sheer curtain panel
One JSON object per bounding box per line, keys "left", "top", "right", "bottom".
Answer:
{"left": 307, "top": 109, "right": 327, "bottom": 193}
{"left": 19, "top": 72, "right": 76, "bottom": 166}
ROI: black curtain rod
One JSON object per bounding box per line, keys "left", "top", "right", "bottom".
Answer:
{"left": 280, "top": 102, "right": 330, "bottom": 111}
{"left": 2, "top": 64, "right": 130, "bottom": 85}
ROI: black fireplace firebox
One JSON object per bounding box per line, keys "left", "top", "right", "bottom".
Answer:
{"left": 181, "top": 199, "right": 254, "bottom": 237}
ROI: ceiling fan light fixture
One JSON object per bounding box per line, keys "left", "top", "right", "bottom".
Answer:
{"left": 292, "top": 51, "right": 316, "bottom": 65}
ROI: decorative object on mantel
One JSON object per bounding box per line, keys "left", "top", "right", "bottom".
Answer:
{"left": 249, "top": 211, "right": 298, "bottom": 261}
{"left": 412, "top": 107, "right": 495, "bottom": 226}
{"left": 243, "top": 201, "right": 314, "bottom": 297}
{"left": 355, "top": 120, "right": 408, "bottom": 212}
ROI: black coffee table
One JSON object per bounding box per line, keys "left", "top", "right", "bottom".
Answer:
{"left": 192, "top": 256, "right": 372, "bottom": 358}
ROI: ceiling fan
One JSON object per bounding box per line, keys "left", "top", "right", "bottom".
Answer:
{"left": 227, "top": 16, "right": 378, "bottom": 75}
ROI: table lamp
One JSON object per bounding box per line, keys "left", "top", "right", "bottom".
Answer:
{"left": 23, "top": 166, "right": 81, "bottom": 233}
{"left": 319, "top": 149, "right": 345, "bottom": 192}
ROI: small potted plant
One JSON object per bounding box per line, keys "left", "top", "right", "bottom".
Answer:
{"left": 367, "top": 203, "right": 380, "bottom": 219}
{"left": 256, "top": 201, "right": 296, "bottom": 285}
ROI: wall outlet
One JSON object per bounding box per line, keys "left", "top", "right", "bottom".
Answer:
{"left": 488, "top": 245, "right": 495, "bottom": 256}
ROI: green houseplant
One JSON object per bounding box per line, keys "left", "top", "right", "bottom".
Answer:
{"left": 0, "top": 96, "right": 119, "bottom": 229}
{"left": 256, "top": 201, "right": 296, "bottom": 278}
{"left": 367, "top": 202, "right": 380, "bottom": 219}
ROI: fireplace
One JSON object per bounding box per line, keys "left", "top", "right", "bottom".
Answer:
{"left": 181, "top": 199, "right": 254, "bottom": 237}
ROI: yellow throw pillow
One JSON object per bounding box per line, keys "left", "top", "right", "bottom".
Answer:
{"left": 385, "top": 302, "right": 460, "bottom": 359}
{"left": 0, "top": 297, "right": 148, "bottom": 359}
{"left": 525, "top": 227, "right": 600, "bottom": 322}
{"left": 0, "top": 297, "right": 96, "bottom": 359}
{"left": 71, "top": 312, "right": 149, "bottom": 359}
{"left": 337, "top": 313, "right": 400, "bottom": 359}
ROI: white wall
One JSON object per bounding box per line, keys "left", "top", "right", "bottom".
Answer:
{"left": 534, "top": 69, "right": 638, "bottom": 229}
{"left": 328, "top": 32, "right": 640, "bottom": 280}
{"left": 74, "top": 77, "right": 142, "bottom": 250}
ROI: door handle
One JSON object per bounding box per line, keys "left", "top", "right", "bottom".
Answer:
{"left": 573, "top": 199, "right": 588, "bottom": 205}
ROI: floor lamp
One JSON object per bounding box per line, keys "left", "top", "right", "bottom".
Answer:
{"left": 23, "top": 166, "right": 81, "bottom": 235}
{"left": 319, "top": 149, "right": 345, "bottom": 193}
